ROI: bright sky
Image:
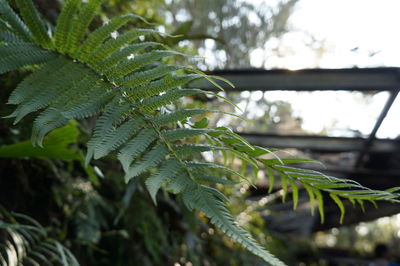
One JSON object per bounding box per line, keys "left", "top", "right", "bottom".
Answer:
{"left": 246, "top": 0, "right": 399, "bottom": 138}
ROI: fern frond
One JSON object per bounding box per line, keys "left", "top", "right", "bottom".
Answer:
{"left": 125, "top": 143, "right": 169, "bottom": 182}
{"left": 14, "top": 0, "right": 51, "bottom": 48}
{"left": 30, "top": 74, "right": 103, "bottom": 145}
{"left": 76, "top": 14, "right": 139, "bottom": 59}
{"left": 93, "top": 100, "right": 130, "bottom": 133}
{"left": 128, "top": 74, "right": 201, "bottom": 101}
{"left": 0, "top": 30, "right": 25, "bottom": 44}
{"left": 140, "top": 88, "right": 204, "bottom": 112}
{"left": 174, "top": 144, "right": 219, "bottom": 158}
{"left": 84, "top": 101, "right": 129, "bottom": 160}
{"left": 183, "top": 185, "right": 285, "bottom": 266}
{"left": 65, "top": 0, "right": 104, "bottom": 55}
{"left": 0, "top": 0, "right": 32, "bottom": 41}
{"left": 193, "top": 174, "right": 239, "bottom": 185}
{"left": 145, "top": 159, "right": 182, "bottom": 203}
{"left": 92, "top": 118, "right": 145, "bottom": 160}
{"left": 60, "top": 83, "right": 114, "bottom": 119}
{"left": 279, "top": 172, "right": 288, "bottom": 201}
{"left": 303, "top": 183, "right": 316, "bottom": 215}
{"left": 152, "top": 109, "right": 211, "bottom": 127}
{"left": 266, "top": 166, "right": 275, "bottom": 194}
{"left": 106, "top": 50, "right": 186, "bottom": 78}
{"left": 0, "top": 211, "right": 79, "bottom": 266}
{"left": 31, "top": 108, "right": 69, "bottom": 146}
{"left": 53, "top": 0, "right": 81, "bottom": 52}
{"left": 85, "top": 28, "right": 156, "bottom": 66}
{"left": 117, "top": 64, "right": 182, "bottom": 87}
{"left": 0, "top": 18, "right": 9, "bottom": 31}
{"left": 7, "top": 58, "right": 65, "bottom": 104}
{"left": 330, "top": 193, "right": 345, "bottom": 223}
{"left": 163, "top": 128, "right": 214, "bottom": 142}
{"left": 287, "top": 178, "right": 299, "bottom": 209}
{"left": 96, "top": 41, "right": 162, "bottom": 70}
{"left": 118, "top": 129, "right": 157, "bottom": 172}
{"left": 3, "top": 1, "right": 400, "bottom": 264}
{"left": 166, "top": 172, "right": 194, "bottom": 194}
{"left": 314, "top": 189, "right": 325, "bottom": 223}
{"left": 7, "top": 60, "right": 86, "bottom": 123}
{"left": 186, "top": 162, "right": 246, "bottom": 181}
{"left": 0, "top": 43, "right": 56, "bottom": 74}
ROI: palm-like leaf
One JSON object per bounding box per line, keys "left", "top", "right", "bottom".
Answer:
{"left": 0, "top": 210, "right": 78, "bottom": 266}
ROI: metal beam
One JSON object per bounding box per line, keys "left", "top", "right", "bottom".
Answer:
{"left": 191, "top": 67, "right": 400, "bottom": 91}
{"left": 239, "top": 133, "right": 400, "bottom": 153}
{"left": 355, "top": 90, "right": 399, "bottom": 167}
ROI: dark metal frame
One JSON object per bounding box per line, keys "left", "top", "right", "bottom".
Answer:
{"left": 195, "top": 67, "right": 400, "bottom": 170}
{"left": 194, "top": 67, "right": 400, "bottom": 229}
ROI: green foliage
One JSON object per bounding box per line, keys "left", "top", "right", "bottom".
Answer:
{"left": 0, "top": 208, "right": 79, "bottom": 266}
{"left": 0, "top": 0, "right": 399, "bottom": 265}
{"left": 0, "top": 123, "right": 80, "bottom": 160}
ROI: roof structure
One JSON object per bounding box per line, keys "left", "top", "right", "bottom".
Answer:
{"left": 192, "top": 67, "right": 400, "bottom": 234}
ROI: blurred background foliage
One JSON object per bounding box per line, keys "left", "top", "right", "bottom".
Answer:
{"left": 1, "top": 0, "right": 399, "bottom": 265}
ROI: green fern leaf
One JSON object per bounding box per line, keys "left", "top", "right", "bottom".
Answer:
{"left": 311, "top": 182, "right": 358, "bottom": 190}
{"left": 14, "top": 0, "right": 51, "bottom": 48}
{"left": 166, "top": 172, "right": 194, "bottom": 194}
{"left": 31, "top": 75, "right": 101, "bottom": 145}
{"left": 266, "top": 166, "right": 275, "bottom": 194}
{"left": 303, "top": 183, "right": 316, "bottom": 215}
{"left": 7, "top": 61, "right": 88, "bottom": 124}
{"left": 93, "top": 99, "right": 130, "bottom": 132}
{"left": 145, "top": 159, "right": 182, "bottom": 203}
{"left": 183, "top": 185, "right": 285, "bottom": 265}
{"left": 0, "top": 0, "right": 32, "bottom": 42}
{"left": 60, "top": 84, "right": 114, "bottom": 119}
{"left": 174, "top": 144, "right": 218, "bottom": 158}
{"left": 7, "top": 57, "right": 65, "bottom": 104}
{"left": 163, "top": 128, "right": 213, "bottom": 142}
{"left": 314, "top": 189, "right": 325, "bottom": 223}
{"left": 76, "top": 14, "right": 139, "bottom": 60}
{"left": 356, "top": 199, "right": 366, "bottom": 212}
{"left": 54, "top": 0, "right": 81, "bottom": 52}
{"left": 140, "top": 88, "right": 204, "bottom": 112}
{"left": 128, "top": 74, "right": 201, "bottom": 101}
{"left": 0, "top": 43, "right": 56, "bottom": 74}
{"left": 260, "top": 158, "right": 320, "bottom": 166}
{"left": 85, "top": 100, "right": 130, "bottom": 164}
{"left": 0, "top": 18, "right": 9, "bottom": 31}
{"left": 0, "top": 211, "right": 79, "bottom": 266}
{"left": 117, "top": 64, "right": 182, "bottom": 87}
{"left": 106, "top": 50, "right": 186, "bottom": 78}
{"left": 153, "top": 109, "right": 211, "bottom": 127}
{"left": 118, "top": 129, "right": 157, "bottom": 172}
{"left": 0, "top": 30, "right": 25, "bottom": 44}
{"left": 96, "top": 41, "right": 162, "bottom": 70}
{"left": 330, "top": 193, "right": 345, "bottom": 224}
{"left": 31, "top": 108, "right": 69, "bottom": 146}
{"left": 93, "top": 118, "right": 145, "bottom": 159}
{"left": 287, "top": 178, "right": 299, "bottom": 210}
{"left": 278, "top": 172, "right": 288, "bottom": 202}
{"left": 125, "top": 143, "right": 169, "bottom": 183}
{"left": 65, "top": 0, "right": 104, "bottom": 55}
{"left": 193, "top": 174, "right": 238, "bottom": 185}
{"left": 3, "top": 1, "right": 400, "bottom": 263}
{"left": 86, "top": 28, "right": 156, "bottom": 66}
{"left": 186, "top": 162, "right": 247, "bottom": 182}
